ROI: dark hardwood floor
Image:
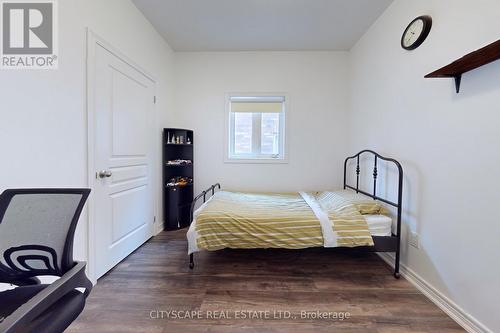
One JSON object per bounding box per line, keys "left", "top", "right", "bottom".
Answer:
{"left": 68, "top": 230, "right": 464, "bottom": 333}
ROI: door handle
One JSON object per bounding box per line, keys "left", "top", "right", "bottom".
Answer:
{"left": 97, "top": 170, "right": 113, "bottom": 179}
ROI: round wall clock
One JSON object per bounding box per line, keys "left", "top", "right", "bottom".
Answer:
{"left": 401, "top": 15, "right": 432, "bottom": 50}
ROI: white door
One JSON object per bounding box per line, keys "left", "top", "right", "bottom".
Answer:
{"left": 92, "top": 42, "right": 155, "bottom": 279}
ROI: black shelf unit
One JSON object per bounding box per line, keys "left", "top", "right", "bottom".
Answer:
{"left": 163, "top": 128, "right": 194, "bottom": 230}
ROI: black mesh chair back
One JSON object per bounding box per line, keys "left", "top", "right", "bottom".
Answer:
{"left": 0, "top": 189, "right": 90, "bottom": 281}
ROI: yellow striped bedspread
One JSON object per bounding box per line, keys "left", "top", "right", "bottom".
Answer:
{"left": 188, "top": 191, "right": 375, "bottom": 253}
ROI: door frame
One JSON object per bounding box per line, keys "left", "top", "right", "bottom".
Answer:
{"left": 86, "top": 29, "right": 158, "bottom": 283}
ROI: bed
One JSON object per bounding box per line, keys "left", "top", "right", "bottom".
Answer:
{"left": 187, "top": 150, "right": 403, "bottom": 278}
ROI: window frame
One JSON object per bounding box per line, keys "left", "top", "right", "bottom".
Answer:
{"left": 224, "top": 93, "right": 289, "bottom": 164}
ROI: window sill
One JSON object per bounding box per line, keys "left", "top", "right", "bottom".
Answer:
{"left": 224, "top": 157, "right": 289, "bottom": 164}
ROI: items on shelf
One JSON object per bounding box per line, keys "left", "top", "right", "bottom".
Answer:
{"left": 166, "top": 159, "right": 192, "bottom": 166}
{"left": 167, "top": 133, "right": 191, "bottom": 145}
{"left": 166, "top": 176, "right": 193, "bottom": 188}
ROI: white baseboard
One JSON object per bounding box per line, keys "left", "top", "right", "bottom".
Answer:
{"left": 378, "top": 253, "right": 492, "bottom": 333}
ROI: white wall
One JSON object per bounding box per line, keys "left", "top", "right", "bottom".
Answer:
{"left": 174, "top": 52, "right": 350, "bottom": 194}
{"left": 349, "top": 0, "right": 500, "bottom": 331}
{"left": 2, "top": 1, "right": 498, "bottom": 329}
{"left": 0, "top": 0, "right": 175, "bottom": 263}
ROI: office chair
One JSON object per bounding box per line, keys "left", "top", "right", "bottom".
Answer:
{"left": 0, "top": 189, "right": 92, "bottom": 333}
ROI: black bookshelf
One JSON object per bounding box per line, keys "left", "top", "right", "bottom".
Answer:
{"left": 163, "top": 128, "right": 194, "bottom": 230}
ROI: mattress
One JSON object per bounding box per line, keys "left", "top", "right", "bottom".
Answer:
{"left": 190, "top": 191, "right": 375, "bottom": 253}
{"left": 187, "top": 193, "right": 393, "bottom": 255}
{"left": 188, "top": 190, "right": 389, "bottom": 254}
{"left": 364, "top": 214, "right": 392, "bottom": 237}
{"left": 188, "top": 214, "right": 392, "bottom": 254}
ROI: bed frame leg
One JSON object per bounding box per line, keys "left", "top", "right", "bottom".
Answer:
{"left": 189, "top": 253, "right": 194, "bottom": 269}
{"left": 394, "top": 250, "right": 401, "bottom": 279}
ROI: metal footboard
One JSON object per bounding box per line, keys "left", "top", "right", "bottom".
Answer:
{"left": 189, "top": 183, "right": 221, "bottom": 269}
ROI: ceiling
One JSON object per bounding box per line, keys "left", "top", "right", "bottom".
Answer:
{"left": 132, "top": 0, "right": 394, "bottom": 51}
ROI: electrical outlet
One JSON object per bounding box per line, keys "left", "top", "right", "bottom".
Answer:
{"left": 409, "top": 231, "right": 419, "bottom": 249}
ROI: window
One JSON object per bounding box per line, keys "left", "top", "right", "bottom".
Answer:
{"left": 226, "top": 95, "right": 287, "bottom": 163}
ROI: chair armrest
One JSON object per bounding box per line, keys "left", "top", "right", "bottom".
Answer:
{"left": 0, "top": 261, "right": 92, "bottom": 333}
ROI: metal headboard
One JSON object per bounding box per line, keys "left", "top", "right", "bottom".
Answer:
{"left": 343, "top": 149, "right": 403, "bottom": 275}
{"left": 343, "top": 150, "right": 403, "bottom": 208}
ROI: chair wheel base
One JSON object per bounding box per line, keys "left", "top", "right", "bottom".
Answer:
{"left": 394, "top": 272, "right": 401, "bottom": 279}
{"left": 189, "top": 262, "right": 194, "bottom": 269}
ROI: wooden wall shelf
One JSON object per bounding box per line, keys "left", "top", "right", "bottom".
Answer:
{"left": 425, "top": 39, "right": 500, "bottom": 93}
